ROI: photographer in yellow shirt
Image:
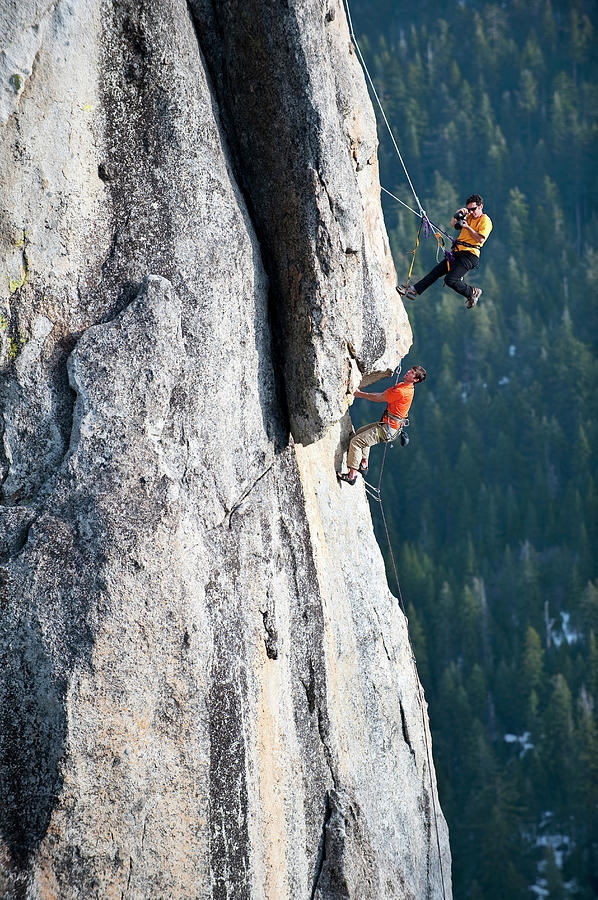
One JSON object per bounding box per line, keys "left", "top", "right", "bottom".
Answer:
{"left": 398, "top": 194, "right": 492, "bottom": 308}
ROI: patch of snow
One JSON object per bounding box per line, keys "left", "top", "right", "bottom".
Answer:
{"left": 498, "top": 376, "right": 510, "bottom": 385}
{"left": 552, "top": 612, "right": 581, "bottom": 647}
{"left": 561, "top": 611, "right": 580, "bottom": 644}
{"left": 539, "top": 811, "right": 554, "bottom": 828}
{"left": 509, "top": 344, "right": 516, "bottom": 356}
{"left": 536, "top": 833, "right": 573, "bottom": 869}
{"left": 504, "top": 731, "right": 534, "bottom": 756}
{"left": 530, "top": 884, "right": 548, "bottom": 898}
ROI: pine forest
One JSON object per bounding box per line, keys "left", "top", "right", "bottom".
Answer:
{"left": 350, "top": 0, "right": 598, "bottom": 896}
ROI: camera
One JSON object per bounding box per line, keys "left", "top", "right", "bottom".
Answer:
{"left": 454, "top": 209, "right": 467, "bottom": 229}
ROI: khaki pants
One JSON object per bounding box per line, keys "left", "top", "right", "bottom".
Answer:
{"left": 347, "top": 421, "right": 398, "bottom": 470}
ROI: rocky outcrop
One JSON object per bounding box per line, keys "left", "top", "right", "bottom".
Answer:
{"left": 0, "top": 0, "right": 450, "bottom": 897}
{"left": 190, "top": 0, "right": 408, "bottom": 442}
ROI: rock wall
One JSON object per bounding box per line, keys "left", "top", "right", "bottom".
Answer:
{"left": 0, "top": 0, "right": 451, "bottom": 897}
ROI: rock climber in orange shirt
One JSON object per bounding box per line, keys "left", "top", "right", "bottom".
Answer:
{"left": 337, "top": 365, "right": 427, "bottom": 485}
{"left": 398, "top": 194, "right": 492, "bottom": 308}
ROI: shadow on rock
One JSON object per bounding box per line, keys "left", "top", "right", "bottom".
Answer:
{"left": 0, "top": 615, "right": 66, "bottom": 868}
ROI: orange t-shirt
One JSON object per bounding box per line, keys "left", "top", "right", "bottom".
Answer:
{"left": 382, "top": 382, "right": 414, "bottom": 426}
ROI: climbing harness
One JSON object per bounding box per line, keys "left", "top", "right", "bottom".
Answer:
{"left": 354, "top": 362, "right": 448, "bottom": 900}
{"left": 381, "top": 186, "right": 420, "bottom": 219}
{"left": 380, "top": 412, "right": 408, "bottom": 441}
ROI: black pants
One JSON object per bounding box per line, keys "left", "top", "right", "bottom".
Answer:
{"left": 414, "top": 251, "right": 479, "bottom": 300}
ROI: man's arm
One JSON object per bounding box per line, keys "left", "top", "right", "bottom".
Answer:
{"left": 460, "top": 222, "right": 485, "bottom": 244}
{"left": 354, "top": 389, "right": 387, "bottom": 402}
{"left": 452, "top": 209, "right": 485, "bottom": 244}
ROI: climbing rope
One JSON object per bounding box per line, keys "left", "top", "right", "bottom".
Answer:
{"left": 381, "top": 186, "right": 421, "bottom": 219}
{"left": 381, "top": 189, "right": 450, "bottom": 286}
{"left": 365, "top": 442, "right": 448, "bottom": 900}
{"left": 340, "top": 3, "right": 454, "bottom": 886}
{"left": 343, "top": 0, "right": 425, "bottom": 217}
{"left": 343, "top": 0, "right": 459, "bottom": 280}
{"left": 358, "top": 362, "right": 448, "bottom": 900}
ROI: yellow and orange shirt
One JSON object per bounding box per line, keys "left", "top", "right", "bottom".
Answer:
{"left": 382, "top": 382, "right": 414, "bottom": 427}
{"left": 457, "top": 212, "right": 493, "bottom": 257}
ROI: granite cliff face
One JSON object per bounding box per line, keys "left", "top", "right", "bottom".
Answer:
{"left": 0, "top": 0, "right": 451, "bottom": 897}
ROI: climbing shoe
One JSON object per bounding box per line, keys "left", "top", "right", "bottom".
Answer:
{"left": 359, "top": 460, "right": 369, "bottom": 476}
{"left": 337, "top": 471, "right": 357, "bottom": 486}
{"left": 466, "top": 286, "right": 482, "bottom": 308}
{"left": 396, "top": 283, "right": 418, "bottom": 301}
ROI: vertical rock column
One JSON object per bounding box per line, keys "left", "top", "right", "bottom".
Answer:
{"left": 190, "top": 0, "right": 411, "bottom": 442}
{"left": 0, "top": 0, "right": 450, "bottom": 897}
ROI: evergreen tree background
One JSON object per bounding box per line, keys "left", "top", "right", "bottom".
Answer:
{"left": 349, "top": 0, "right": 598, "bottom": 896}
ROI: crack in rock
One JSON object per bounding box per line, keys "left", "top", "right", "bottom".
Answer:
{"left": 261, "top": 609, "right": 278, "bottom": 660}
{"left": 311, "top": 788, "right": 380, "bottom": 900}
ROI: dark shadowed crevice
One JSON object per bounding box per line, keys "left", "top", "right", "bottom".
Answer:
{"left": 186, "top": 1, "right": 291, "bottom": 451}
{"left": 310, "top": 791, "right": 332, "bottom": 900}
{"left": 400, "top": 699, "right": 415, "bottom": 759}
{"left": 0, "top": 507, "right": 108, "bottom": 873}
{"left": 420, "top": 785, "right": 433, "bottom": 899}
{"left": 317, "top": 706, "right": 338, "bottom": 789}
{"left": 0, "top": 325, "right": 77, "bottom": 510}
{"left": 95, "top": 0, "right": 180, "bottom": 318}
{"left": 300, "top": 660, "right": 317, "bottom": 716}
{"left": 185, "top": 0, "right": 342, "bottom": 445}
{"left": 262, "top": 609, "right": 278, "bottom": 659}
{"left": 0, "top": 662, "right": 66, "bottom": 870}
{"left": 310, "top": 789, "right": 379, "bottom": 900}
{"left": 0, "top": 512, "right": 35, "bottom": 564}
